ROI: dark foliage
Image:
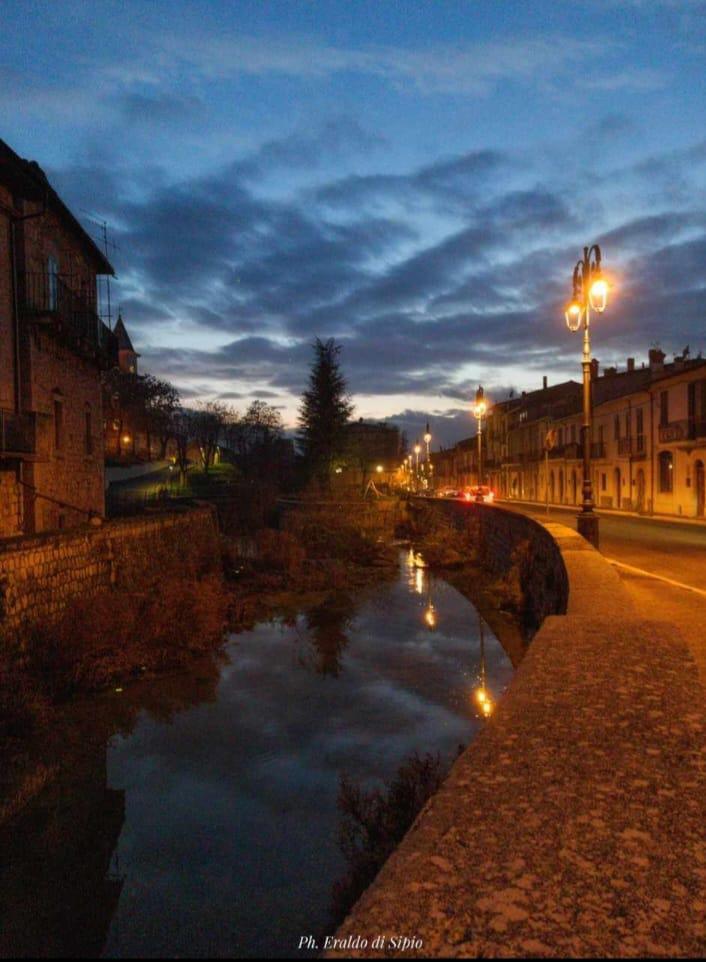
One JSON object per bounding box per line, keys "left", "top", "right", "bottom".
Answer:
{"left": 297, "top": 338, "right": 354, "bottom": 488}
{"left": 331, "top": 751, "right": 449, "bottom": 924}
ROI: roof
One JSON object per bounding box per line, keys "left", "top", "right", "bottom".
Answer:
{"left": 114, "top": 314, "right": 139, "bottom": 355}
{"left": 0, "top": 138, "right": 114, "bottom": 275}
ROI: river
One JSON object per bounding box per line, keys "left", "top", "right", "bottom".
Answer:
{"left": 0, "top": 548, "right": 517, "bottom": 958}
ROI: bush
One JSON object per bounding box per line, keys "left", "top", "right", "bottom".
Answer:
{"left": 24, "top": 573, "right": 227, "bottom": 700}
{"left": 331, "top": 751, "right": 448, "bottom": 924}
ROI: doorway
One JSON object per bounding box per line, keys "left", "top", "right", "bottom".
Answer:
{"left": 696, "top": 460, "right": 705, "bottom": 517}
{"left": 614, "top": 467, "right": 622, "bottom": 509}
{"left": 636, "top": 469, "right": 646, "bottom": 513}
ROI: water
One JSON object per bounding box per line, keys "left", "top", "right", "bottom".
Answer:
{"left": 0, "top": 550, "right": 516, "bottom": 958}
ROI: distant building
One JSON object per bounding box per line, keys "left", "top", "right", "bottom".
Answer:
{"left": 114, "top": 312, "right": 139, "bottom": 375}
{"left": 431, "top": 349, "right": 706, "bottom": 519}
{"left": 0, "top": 138, "right": 116, "bottom": 536}
{"left": 103, "top": 312, "right": 152, "bottom": 463}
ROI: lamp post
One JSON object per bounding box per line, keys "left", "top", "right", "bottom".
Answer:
{"left": 473, "top": 386, "right": 487, "bottom": 494}
{"left": 414, "top": 441, "right": 421, "bottom": 492}
{"left": 565, "top": 244, "right": 608, "bottom": 549}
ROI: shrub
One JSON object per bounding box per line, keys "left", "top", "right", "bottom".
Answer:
{"left": 331, "top": 751, "right": 448, "bottom": 924}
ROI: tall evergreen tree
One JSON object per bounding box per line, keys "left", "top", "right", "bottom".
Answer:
{"left": 298, "top": 338, "right": 353, "bottom": 487}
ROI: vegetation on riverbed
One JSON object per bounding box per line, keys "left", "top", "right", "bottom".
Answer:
{"left": 331, "top": 751, "right": 455, "bottom": 925}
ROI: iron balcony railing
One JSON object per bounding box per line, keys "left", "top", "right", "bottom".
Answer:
{"left": 20, "top": 272, "right": 118, "bottom": 369}
{"left": 618, "top": 435, "right": 647, "bottom": 457}
{"left": 658, "top": 419, "right": 706, "bottom": 444}
{"left": 0, "top": 408, "right": 36, "bottom": 457}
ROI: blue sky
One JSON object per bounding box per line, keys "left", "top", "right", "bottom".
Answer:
{"left": 2, "top": 0, "right": 705, "bottom": 445}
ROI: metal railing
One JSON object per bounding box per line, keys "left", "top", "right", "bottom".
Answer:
{"left": 618, "top": 436, "right": 647, "bottom": 457}
{"left": 658, "top": 419, "right": 706, "bottom": 444}
{"left": 20, "top": 272, "right": 118, "bottom": 368}
{"left": 0, "top": 409, "right": 36, "bottom": 456}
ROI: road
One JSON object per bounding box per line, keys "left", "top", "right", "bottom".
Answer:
{"left": 502, "top": 500, "right": 706, "bottom": 590}
{"left": 501, "top": 499, "right": 706, "bottom": 681}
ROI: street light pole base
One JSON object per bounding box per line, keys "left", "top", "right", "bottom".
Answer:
{"left": 577, "top": 512, "right": 600, "bottom": 549}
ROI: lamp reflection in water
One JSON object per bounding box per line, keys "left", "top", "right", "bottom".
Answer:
{"left": 473, "top": 613, "right": 494, "bottom": 719}
{"left": 424, "top": 570, "right": 436, "bottom": 630}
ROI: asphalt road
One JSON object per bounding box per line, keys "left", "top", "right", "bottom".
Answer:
{"left": 502, "top": 500, "right": 706, "bottom": 591}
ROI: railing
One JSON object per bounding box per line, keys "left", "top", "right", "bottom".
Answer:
{"left": 658, "top": 419, "right": 706, "bottom": 444}
{"left": 618, "top": 436, "right": 647, "bottom": 457}
{"left": 20, "top": 272, "right": 118, "bottom": 369}
{"left": 0, "top": 409, "right": 36, "bottom": 456}
{"left": 548, "top": 442, "right": 580, "bottom": 460}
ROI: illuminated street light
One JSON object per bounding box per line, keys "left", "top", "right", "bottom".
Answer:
{"left": 414, "top": 441, "right": 421, "bottom": 492}
{"left": 376, "top": 464, "right": 383, "bottom": 474}
{"left": 564, "top": 244, "right": 609, "bottom": 548}
{"left": 473, "top": 386, "right": 487, "bottom": 492}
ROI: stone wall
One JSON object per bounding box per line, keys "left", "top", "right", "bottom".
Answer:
{"left": 329, "top": 505, "right": 705, "bottom": 957}
{"left": 0, "top": 504, "right": 220, "bottom": 639}
{"left": 410, "top": 498, "right": 570, "bottom": 630}
{"left": 278, "top": 497, "right": 405, "bottom": 539}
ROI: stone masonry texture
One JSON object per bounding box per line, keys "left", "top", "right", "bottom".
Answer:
{"left": 329, "top": 503, "right": 705, "bottom": 958}
{"left": 0, "top": 505, "right": 220, "bottom": 641}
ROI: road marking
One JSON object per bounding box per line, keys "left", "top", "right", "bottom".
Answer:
{"left": 607, "top": 559, "right": 706, "bottom": 599}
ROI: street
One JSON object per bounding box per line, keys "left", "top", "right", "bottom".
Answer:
{"left": 502, "top": 500, "right": 706, "bottom": 590}
{"left": 502, "top": 499, "right": 706, "bottom": 681}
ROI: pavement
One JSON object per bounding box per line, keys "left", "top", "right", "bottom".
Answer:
{"left": 500, "top": 500, "right": 706, "bottom": 684}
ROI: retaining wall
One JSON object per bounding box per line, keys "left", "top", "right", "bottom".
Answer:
{"left": 330, "top": 502, "right": 705, "bottom": 957}
{"left": 0, "top": 504, "right": 220, "bottom": 639}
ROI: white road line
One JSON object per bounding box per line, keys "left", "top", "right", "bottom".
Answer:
{"left": 607, "top": 559, "right": 706, "bottom": 599}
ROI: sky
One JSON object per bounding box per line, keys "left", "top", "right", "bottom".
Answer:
{"left": 2, "top": 0, "right": 705, "bottom": 446}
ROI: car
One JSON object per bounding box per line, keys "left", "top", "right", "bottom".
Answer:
{"left": 464, "top": 485, "right": 495, "bottom": 503}
{"left": 438, "top": 487, "right": 462, "bottom": 498}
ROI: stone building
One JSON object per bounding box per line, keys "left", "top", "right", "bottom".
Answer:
{"left": 0, "top": 138, "right": 116, "bottom": 537}
{"left": 431, "top": 349, "right": 706, "bottom": 520}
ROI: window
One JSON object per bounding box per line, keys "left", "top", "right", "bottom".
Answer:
{"left": 636, "top": 408, "right": 644, "bottom": 438}
{"left": 53, "top": 399, "right": 64, "bottom": 452}
{"left": 614, "top": 415, "right": 620, "bottom": 440}
{"left": 85, "top": 407, "right": 93, "bottom": 455}
{"left": 660, "top": 390, "right": 669, "bottom": 427}
{"left": 659, "top": 451, "right": 674, "bottom": 493}
{"left": 570, "top": 424, "right": 576, "bottom": 444}
{"left": 47, "top": 255, "right": 59, "bottom": 311}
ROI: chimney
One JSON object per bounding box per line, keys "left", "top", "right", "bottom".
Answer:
{"left": 543, "top": 376, "right": 548, "bottom": 390}
{"left": 590, "top": 359, "right": 600, "bottom": 380}
{"left": 649, "top": 347, "right": 665, "bottom": 372}
{"left": 627, "top": 357, "right": 635, "bottom": 372}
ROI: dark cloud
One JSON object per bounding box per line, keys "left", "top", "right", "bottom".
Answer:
{"left": 43, "top": 122, "right": 706, "bottom": 417}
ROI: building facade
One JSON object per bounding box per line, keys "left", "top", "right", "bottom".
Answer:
{"left": 431, "top": 349, "right": 706, "bottom": 520}
{"left": 0, "top": 139, "right": 116, "bottom": 537}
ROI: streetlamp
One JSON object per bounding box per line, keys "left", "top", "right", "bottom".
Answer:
{"left": 414, "top": 441, "right": 421, "bottom": 491}
{"left": 473, "top": 386, "right": 487, "bottom": 494}
{"left": 565, "top": 244, "right": 608, "bottom": 548}
{"left": 424, "top": 423, "right": 432, "bottom": 461}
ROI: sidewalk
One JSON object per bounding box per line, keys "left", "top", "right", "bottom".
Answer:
{"left": 500, "top": 496, "right": 706, "bottom": 529}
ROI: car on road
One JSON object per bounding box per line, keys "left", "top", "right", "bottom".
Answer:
{"left": 438, "top": 487, "right": 462, "bottom": 498}
{"left": 464, "top": 485, "right": 495, "bottom": 503}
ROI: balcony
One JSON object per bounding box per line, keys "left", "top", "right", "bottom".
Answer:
{"left": 658, "top": 419, "right": 706, "bottom": 446}
{"left": 0, "top": 409, "right": 37, "bottom": 459}
{"left": 548, "top": 442, "right": 580, "bottom": 460}
{"left": 618, "top": 436, "right": 647, "bottom": 458}
{"left": 20, "top": 272, "right": 118, "bottom": 369}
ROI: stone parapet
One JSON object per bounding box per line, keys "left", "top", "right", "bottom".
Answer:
{"left": 329, "top": 502, "right": 705, "bottom": 957}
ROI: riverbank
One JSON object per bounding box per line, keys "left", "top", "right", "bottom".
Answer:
{"left": 328, "top": 505, "right": 706, "bottom": 958}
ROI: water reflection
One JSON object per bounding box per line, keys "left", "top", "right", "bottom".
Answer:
{"left": 0, "top": 550, "right": 515, "bottom": 958}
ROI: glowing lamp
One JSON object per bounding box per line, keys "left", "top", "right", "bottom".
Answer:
{"left": 565, "top": 300, "right": 583, "bottom": 331}
{"left": 376, "top": 464, "right": 383, "bottom": 473}
{"left": 414, "top": 444, "right": 421, "bottom": 455}
{"left": 589, "top": 277, "right": 608, "bottom": 313}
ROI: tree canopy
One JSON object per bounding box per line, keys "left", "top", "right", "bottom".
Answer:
{"left": 297, "top": 338, "right": 353, "bottom": 487}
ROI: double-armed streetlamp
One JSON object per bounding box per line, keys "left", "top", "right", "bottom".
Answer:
{"left": 473, "top": 386, "right": 487, "bottom": 492}
{"left": 565, "top": 244, "right": 609, "bottom": 549}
